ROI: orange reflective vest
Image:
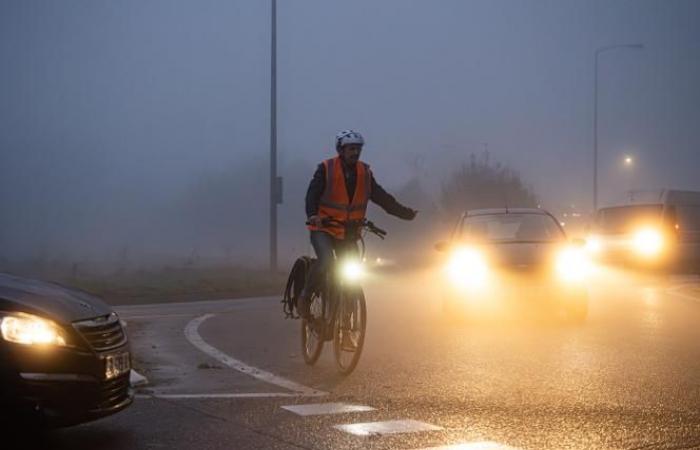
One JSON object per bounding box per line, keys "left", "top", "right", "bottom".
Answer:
{"left": 308, "top": 157, "right": 372, "bottom": 240}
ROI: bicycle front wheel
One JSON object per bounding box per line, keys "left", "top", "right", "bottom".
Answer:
{"left": 301, "top": 293, "right": 325, "bottom": 365}
{"left": 333, "top": 288, "right": 367, "bottom": 375}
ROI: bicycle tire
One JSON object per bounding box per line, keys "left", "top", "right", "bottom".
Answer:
{"left": 333, "top": 288, "right": 367, "bottom": 375}
{"left": 301, "top": 292, "right": 325, "bottom": 365}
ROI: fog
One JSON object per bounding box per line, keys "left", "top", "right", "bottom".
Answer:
{"left": 1, "top": 0, "right": 699, "bottom": 269}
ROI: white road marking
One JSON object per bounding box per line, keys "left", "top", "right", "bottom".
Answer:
{"left": 130, "top": 370, "right": 149, "bottom": 387}
{"left": 334, "top": 419, "right": 443, "bottom": 437}
{"left": 184, "top": 314, "right": 327, "bottom": 397}
{"left": 417, "top": 442, "right": 520, "bottom": 450}
{"left": 136, "top": 392, "right": 302, "bottom": 399}
{"left": 281, "top": 403, "right": 375, "bottom": 416}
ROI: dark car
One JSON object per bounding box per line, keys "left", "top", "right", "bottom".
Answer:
{"left": 0, "top": 273, "right": 132, "bottom": 427}
{"left": 435, "top": 208, "right": 589, "bottom": 322}
{"left": 586, "top": 190, "right": 700, "bottom": 272}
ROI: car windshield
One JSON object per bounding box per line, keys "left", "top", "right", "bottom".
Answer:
{"left": 595, "top": 205, "right": 662, "bottom": 233}
{"left": 460, "top": 213, "right": 565, "bottom": 243}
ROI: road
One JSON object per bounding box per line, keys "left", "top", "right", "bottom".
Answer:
{"left": 19, "top": 267, "right": 700, "bottom": 450}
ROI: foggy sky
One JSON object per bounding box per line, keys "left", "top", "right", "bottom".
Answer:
{"left": 1, "top": 0, "right": 699, "bottom": 265}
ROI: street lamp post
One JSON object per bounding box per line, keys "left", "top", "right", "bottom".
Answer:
{"left": 269, "top": 0, "right": 279, "bottom": 272}
{"left": 623, "top": 154, "right": 635, "bottom": 198}
{"left": 593, "top": 43, "right": 643, "bottom": 211}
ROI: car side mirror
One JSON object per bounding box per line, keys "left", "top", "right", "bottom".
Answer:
{"left": 434, "top": 241, "right": 450, "bottom": 252}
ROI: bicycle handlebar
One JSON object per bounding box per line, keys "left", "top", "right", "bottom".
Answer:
{"left": 304, "top": 218, "right": 387, "bottom": 239}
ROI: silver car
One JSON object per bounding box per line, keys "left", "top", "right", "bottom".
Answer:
{"left": 435, "top": 208, "right": 589, "bottom": 322}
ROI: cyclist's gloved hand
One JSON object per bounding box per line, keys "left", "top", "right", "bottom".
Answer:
{"left": 307, "top": 215, "right": 323, "bottom": 227}
{"left": 402, "top": 208, "right": 418, "bottom": 221}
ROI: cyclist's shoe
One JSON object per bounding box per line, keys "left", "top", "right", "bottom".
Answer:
{"left": 296, "top": 293, "right": 311, "bottom": 319}
{"left": 341, "top": 331, "right": 358, "bottom": 351}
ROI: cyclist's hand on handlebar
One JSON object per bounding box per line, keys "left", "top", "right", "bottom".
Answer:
{"left": 307, "top": 215, "right": 323, "bottom": 227}
{"left": 403, "top": 208, "right": 418, "bottom": 221}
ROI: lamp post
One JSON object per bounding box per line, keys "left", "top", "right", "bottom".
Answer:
{"left": 593, "top": 43, "right": 643, "bottom": 212}
{"left": 269, "top": 0, "right": 279, "bottom": 272}
{"left": 623, "top": 154, "right": 635, "bottom": 199}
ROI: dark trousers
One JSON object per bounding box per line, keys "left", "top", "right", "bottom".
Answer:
{"left": 302, "top": 231, "right": 358, "bottom": 298}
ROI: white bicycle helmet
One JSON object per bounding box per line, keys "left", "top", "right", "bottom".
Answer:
{"left": 335, "top": 129, "right": 365, "bottom": 151}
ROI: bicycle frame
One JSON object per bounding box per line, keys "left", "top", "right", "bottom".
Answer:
{"left": 316, "top": 241, "right": 363, "bottom": 337}
{"left": 301, "top": 218, "right": 384, "bottom": 373}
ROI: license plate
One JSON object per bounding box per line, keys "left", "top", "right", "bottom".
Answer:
{"left": 105, "top": 352, "right": 131, "bottom": 380}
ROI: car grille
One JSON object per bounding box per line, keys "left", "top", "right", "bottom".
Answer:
{"left": 74, "top": 313, "right": 127, "bottom": 351}
{"left": 97, "top": 374, "right": 130, "bottom": 410}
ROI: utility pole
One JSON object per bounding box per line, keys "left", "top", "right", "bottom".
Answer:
{"left": 269, "top": 0, "right": 279, "bottom": 272}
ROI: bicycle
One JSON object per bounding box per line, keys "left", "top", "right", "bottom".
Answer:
{"left": 298, "top": 218, "right": 386, "bottom": 375}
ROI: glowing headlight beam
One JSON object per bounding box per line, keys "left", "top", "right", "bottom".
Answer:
{"left": 556, "top": 247, "right": 591, "bottom": 283}
{"left": 340, "top": 260, "right": 365, "bottom": 282}
{"left": 0, "top": 313, "right": 68, "bottom": 346}
{"left": 446, "top": 247, "right": 489, "bottom": 289}
{"left": 633, "top": 228, "right": 663, "bottom": 257}
{"left": 585, "top": 236, "right": 603, "bottom": 254}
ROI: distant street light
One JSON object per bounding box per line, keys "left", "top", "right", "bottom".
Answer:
{"left": 593, "top": 43, "right": 644, "bottom": 211}
{"left": 622, "top": 154, "right": 636, "bottom": 198}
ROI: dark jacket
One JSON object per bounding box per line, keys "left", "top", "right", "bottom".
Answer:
{"left": 305, "top": 160, "right": 415, "bottom": 220}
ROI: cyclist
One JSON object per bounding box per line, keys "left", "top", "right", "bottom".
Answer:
{"left": 297, "top": 129, "right": 417, "bottom": 319}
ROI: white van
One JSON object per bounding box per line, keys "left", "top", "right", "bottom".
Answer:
{"left": 587, "top": 190, "right": 700, "bottom": 271}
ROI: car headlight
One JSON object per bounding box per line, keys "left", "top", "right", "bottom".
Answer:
{"left": 555, "top": 247, "right": 591, "bottom": 283}
{"left": 633, "top": 228, "right": 663, "bottom": 257}
{"left": 446, "top": 247, "right": 489, "bottom": 289}
{"left": 340, "top": 260, "right": 365, "bottom": 282}
{"left": 585, "top": 236, "right": 603, "bottom": 254}
{"left": 0, "top": 312, "right": 69, "bottom": 346}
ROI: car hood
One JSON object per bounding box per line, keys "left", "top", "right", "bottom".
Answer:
{"left": 0, "top": 273, "right": 113, "bottom": 323}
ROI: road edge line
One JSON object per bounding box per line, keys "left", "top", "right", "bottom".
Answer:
{"left": 184, "top": 313, "right": 327, "bottom": 397}
{"left": 130, "top": 370, "right": 149, "bottom": 387}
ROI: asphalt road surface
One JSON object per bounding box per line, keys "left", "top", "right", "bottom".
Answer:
{"left": 16, "top": 267, "right": 700, "bottom": 450}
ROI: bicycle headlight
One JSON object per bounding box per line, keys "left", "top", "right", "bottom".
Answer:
{"left": 340, "top": 260, "right": 365, "bottom": 282}
{"left": 0, "top": 312, "right": 69, "bottom": 346}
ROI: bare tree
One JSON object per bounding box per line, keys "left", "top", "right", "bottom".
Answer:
{"left": 440, "top": 152, "right": 537, "bottom": 217}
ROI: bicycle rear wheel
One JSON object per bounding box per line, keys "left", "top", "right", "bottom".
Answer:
{"left": 301, "top": 292, "right": 325, "bottom": 365}
{"left": 333, "top": 288, "right": 367, "bottom": 375}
